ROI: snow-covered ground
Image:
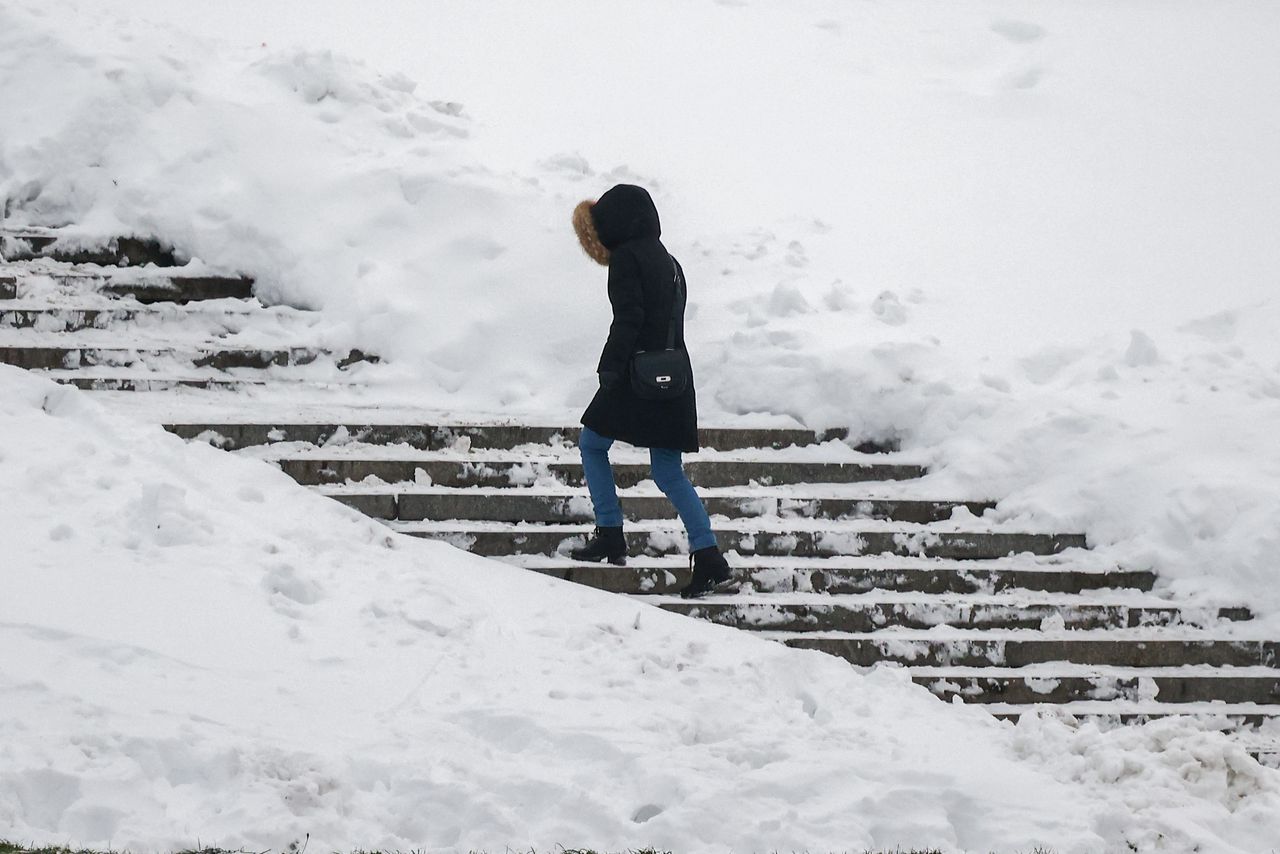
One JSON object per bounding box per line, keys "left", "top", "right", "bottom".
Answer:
{"left": 3, "top": 365, "right": 1280, "bottom": 853}
{"left": 4, "top": 0, "right": 1280, "bottom": 850}
{"left": 4, "top": 0, "right": 1279, "bottom": 619}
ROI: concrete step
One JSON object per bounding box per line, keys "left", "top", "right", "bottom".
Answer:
{"left": 0, "top": 345, "right": 373, "bottom": 371}
{"left": 659, "top": 595, "right": 1248, "bottom": 632}
{"left": 42, "top": 370, "right": 376, "bottom": 391}
{"left": 907, "top": 665, "right": 1280, "bottom": 705}
{"left": 0, "top": 267, "right": 251, "bottom": 304}
{"left": 0, "top": 276, "right": 15, "bottom": 300}
{"left": 318, "top": 485, "right": 994, "bottom": 524}
{"left": 2, "top": 306, "right": 146, "bottom": 331}
{"left": 279, "top": 456, "right": 928, "bottom": 488}
{"left": 75, "top": 275, "right": 254, "bottom": 304}
{"left": 0, "top": 301, "right": 323, "bottom": 333}
{"left": 777, "top": 632, "right": 1279, "bottom": 667}
{"left": 982, "top": 701, "right": 1280, "bottom": 728}
{"left": 389, "top": 520, "right": 1088, "bottom": 559}
{"left": 48, "top": 374, "right": 272, "bottom": 391}
{"left": 165, "top": 421, "right": 889, "bottom": 452}
{"left": 1, "top": 231, "right": 181, "bottom": 267}
{"left": 506, "top": 557, "right": 1156, "bottom": 595}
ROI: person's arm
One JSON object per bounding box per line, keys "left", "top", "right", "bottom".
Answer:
{"left": 596, "top": 249, "right": 645, "bottom": 388}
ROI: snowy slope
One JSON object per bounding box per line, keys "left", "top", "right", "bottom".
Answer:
{"left": 2, "top": 364, "right": 1279, "bottom": 853}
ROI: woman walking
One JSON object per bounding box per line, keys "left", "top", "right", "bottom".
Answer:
{"left": 569, "top": 184, "right": 733, "bottom": 599}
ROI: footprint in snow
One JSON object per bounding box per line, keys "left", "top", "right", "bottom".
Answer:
{"left": 1179, "top": 309, "right": 1240, "bottom": 343}
{"left": 872, "top": 290, "right": 908, "bottom": 326}
{"left": 1004, "top": 66, "right": 1046, "bottom": 91}
{"left": 991, "top": 19, "right": 1047, "bottom": 44}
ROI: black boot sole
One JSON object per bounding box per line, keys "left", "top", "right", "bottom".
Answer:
{"left": 679, "top": 572, "right": 735, "bottom": 599}
{"left": 568, "top": 553, "right": 628, "bottom": 566}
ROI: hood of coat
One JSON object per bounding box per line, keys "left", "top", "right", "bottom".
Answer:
{"left": 573, "top": 183, "right": 661, "bottom": 266}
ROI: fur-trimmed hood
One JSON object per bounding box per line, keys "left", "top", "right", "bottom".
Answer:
{"left": 572, "top": 184, "right": 661, "bottom": 266}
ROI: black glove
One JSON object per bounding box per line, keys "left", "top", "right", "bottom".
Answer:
{"left": 598, "top": 370, "right": 621, "bottom": 390}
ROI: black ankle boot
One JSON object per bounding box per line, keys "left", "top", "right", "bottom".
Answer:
{"left": 679, "top": 545, "right": 733, "bottom": 599}
{"left": 569, "top": 526, "right": 627, "bottom": 565}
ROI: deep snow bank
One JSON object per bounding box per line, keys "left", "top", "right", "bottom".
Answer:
{"left": 2, "top": 364, "right": 1280, "bottom": 852}
{"left": 2, "top": 0, "right": 1280, "bottom": 616}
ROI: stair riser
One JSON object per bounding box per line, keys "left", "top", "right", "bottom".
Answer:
{"left": 668, "top": 602, "right": 1233, "bottom": 632}
{"left": 1, "top": 234, "right": 180, "bottom": 267}
{"left": 918, "top": 675, "right": 1280, "bottom": 705}
{"left": 407, "top": 529, "right": 1085, "bottom": 560}
{"left": 93, "top": 277, "right": 255, "bottom": 304}
{"left": 0, "top": 276, "right": 16, "bottom": 300}
{"left": 0, "top": 307, "right": 279, "bottom": 332}
{"left": 280, "top": 458, "right": 928, "bottom": 488}
{"left": 55, "top": 377, "right": 262, "bottom": 391}
{"left": 0, "top": 275, "right": 251, "bottom": 308}
{"left": 1, "top": 309, "right": 119, "bottom": 331}
{"left": 32, "top": 277, "right": 255, "bottom": 304}
{"left": 331, "top": 492, "right": 992, "bottom": 524}
{"left": 786, "top": 638, "right": 1280, "bottom": 668}
{"left": 990, "top": 712, "right": 1280, "bottom": 728}
{"left": 0, "top": 347, "right": 319, "bottom": 370}
{"left": 525, "top": 564, "right": 1156, "bottom": 595}
{"left": 166, "top": 422, "right": 885, "bottom": 453}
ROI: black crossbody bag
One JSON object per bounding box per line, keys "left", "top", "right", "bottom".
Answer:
{"left": 629, "top": 257, "right": 690, "bottom": 401}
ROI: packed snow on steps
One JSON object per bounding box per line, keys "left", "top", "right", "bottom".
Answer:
{"left": 3, "top": 367, "right": 1280, "bottom": 853}
{"left": 3, "top": 0, "right": 1280, "bottom": 624}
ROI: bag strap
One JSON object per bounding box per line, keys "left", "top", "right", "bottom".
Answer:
{"left": 665, "top": 256, "right": 685, "bottom": 351}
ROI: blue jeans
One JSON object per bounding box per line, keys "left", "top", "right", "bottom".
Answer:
{"left": 578, "top": 426, "right": 717, "bottom": 552}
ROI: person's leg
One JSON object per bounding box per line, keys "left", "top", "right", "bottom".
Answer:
{"left": 649, "top": 447, "right": 716, "bottom": 552}
{"left": 579, "top": 426, "right": 623, "bottom": 527}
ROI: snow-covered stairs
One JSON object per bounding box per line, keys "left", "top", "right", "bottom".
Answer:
{"left": 0, "top": 229, "right": 379, "bottom": 391}
{"left": 160, "top": 418, "right": 1280, "bottom": 726}
{"left": 5, "top": 228, "right": 1278, "bottom": 729}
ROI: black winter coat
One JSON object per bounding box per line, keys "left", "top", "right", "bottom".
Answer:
{"left": 580, "top": 186, "right": 699, "bottom": 452}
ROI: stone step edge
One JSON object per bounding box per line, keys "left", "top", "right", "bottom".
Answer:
{"left": 317, "top": 484, "right": 974, "bottom": 500}
{"left": 282, "top": 457, "right": 932, "bottom": 486}
{"left": 1, "top": 232, "right": 183, "bottom": 268}
{"left": 400, "top": 525, "right": 1086, "bottom": 560}
{"left": 979, "top": 701, "right": 1280, "bottom": 719}
{"left": 0, "top": 302, "right": 318, "bottom": 321}
{"left": 0, "top": 339, "right": 352, "bottom": 357}
{"left": 328, "top": 490, "right": 993, "bottom": 524}
{"left": 273, "top": 452, "right": 923, "bottom": 468}
{"left": 0, "top": 344, "right": 366, "bottom": 358}
{"left": 47, "top": 375, "right": 367, "bottom": 391}
{"left": 4, "top": 271, "right": 254, "bottom": 303}
{"left": 0, "top": 272, "right": 255, "bottom": 287}
{"left": 646, "top": 592, "right": 1213, "bottom": 607}
{"left": 662, "top": 599, "right": 1251, "bottom": 624}
{"left": 505, "top": 555, "right": 1136, "bottom": 573}
{"left": 389, "top": 519, "right": 1086, "bottom": 537}
{"left": 164, "top": 421, "right": 894, "bottom": 453}
{"left": 0, "top": 300, "right": 282, "bottom": 313}
{"left": 525, "top": 559, "right": 1153, "bottom": 580}
{"left": 916, "top": 675, "right": 1280, "bottom": 707}
{"left": 776, "top": 636, "right": 1278, "bottom": 667}
{"left": 763, "top": 629, "right": 1275, "bottom": 641}
{"left": 894, "top": 664, "right": 1280, "bottom": 677}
